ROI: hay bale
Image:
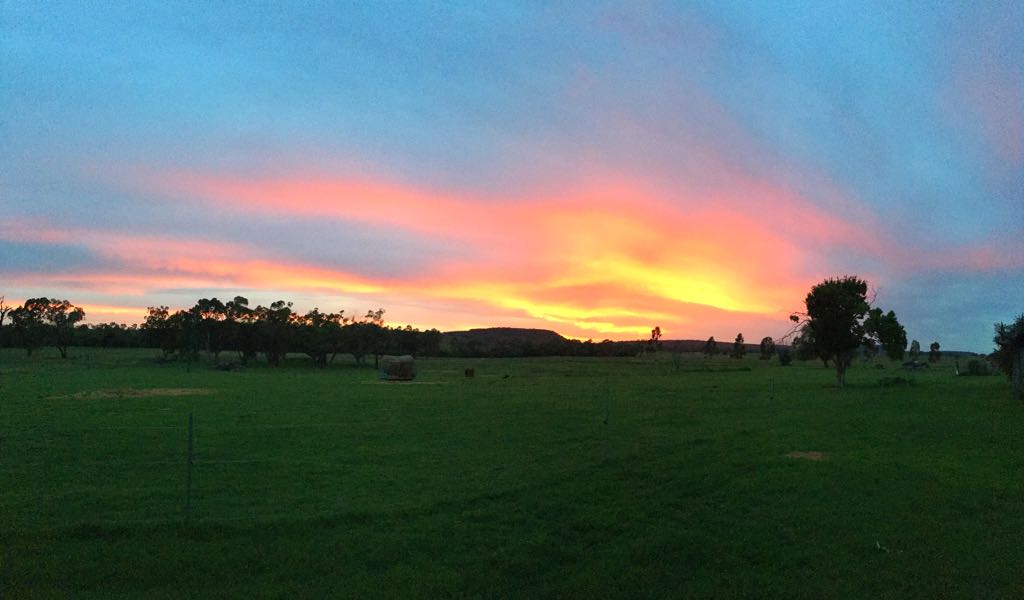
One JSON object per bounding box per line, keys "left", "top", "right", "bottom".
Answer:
{"left": 379, "top": 355, "right": 416, "bottom": 381}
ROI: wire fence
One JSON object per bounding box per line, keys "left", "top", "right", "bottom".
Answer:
{"left": 2, "top": 409, "right": 632, "bottom": 531}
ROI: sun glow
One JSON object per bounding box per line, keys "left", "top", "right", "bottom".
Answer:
{"left": 3, "top": 170, "right": 866, "bottom": 338}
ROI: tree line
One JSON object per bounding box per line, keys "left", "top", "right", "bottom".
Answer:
{"left": 0, "top": 296, "right": 443, "bottom": 367}
{"left": 1, "top": 283, "right": 1021, "bottom": 399}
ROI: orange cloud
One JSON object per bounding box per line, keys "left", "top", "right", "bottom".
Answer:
{"left": 119, "top": 171, "right": 850, "bottom": 337}
{"left": 6, "top": 169, "right": 895, "bottom": 339}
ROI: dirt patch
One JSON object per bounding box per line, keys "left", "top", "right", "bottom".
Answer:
{"left": 50, "top": 388, "right": 213, "bottom": 400}
{"left": 786, "top": 451, "right": 828, "bottom": 461}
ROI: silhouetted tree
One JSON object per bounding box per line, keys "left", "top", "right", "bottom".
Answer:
{"left": 9, "top": 299, "right": 47, "bottom": 356}
{"left": 42, "top": 299, "right": 85, "bottom": 358}
{"left": 364, "top": 309, "right": 388, "bottom": 368}
{"left": 864, "top": 308, "right": 907, "bottom": 360}
{"left": 993, "top": 315, "right": 1024, "bottom": 401}
{"left": 169, "top": 308, "right": 201, "bottom": 362}
{"left": 225, "top": 296, "right": 258, "bottom": 365}
{"left": 929, "top": 341, "right": 941, "bottom": 363}
{"left": 194, "top": 297, "right": 227, "bottom": 362}
{"left": 419, "top": 328, "right": 442, "bottom": 357}
{"left": 731, "top": 333, "right": 745, "bottom": 358}
{"left": 256, "top": 301, "right": 293, "bottom": 366}
{"left": 791, "top": 276, "right": 905, "bottom": 387}
{"left": 703, "top": 336, "right": 717, "bottom": 357}
{"left": 648, "top": 326, "right": 662, "bottom": 353}
{"left": 143, "top": 306, "right": 177, "bottom": 357}
{"left": 388, "top": 325, "right": 420, "bottom": 357}
{"left": 293, "top": 308, "right": 346, "bottom": 368}
{"left": 76, "top": 322, "right": 141, "bottom": 348}
{"left": 759, "top": 336, "right": 775, "bottom": 360}
{"left": 909, "top": 339, "right": 921, "bottom": 362}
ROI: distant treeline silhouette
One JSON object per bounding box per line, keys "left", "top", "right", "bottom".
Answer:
{"left": 0, "top": 296, "right": 689, "bottom": 363}
{"left": 0, "top": 294, "right": 995, "bottom": 370}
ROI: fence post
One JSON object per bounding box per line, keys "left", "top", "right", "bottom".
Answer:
{"left": 185, "top": 412, "right": 194, "bottom": 521}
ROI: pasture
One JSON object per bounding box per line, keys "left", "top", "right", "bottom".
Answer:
{"left": 1, "top": 348, "right": 1021, "bottom": 598}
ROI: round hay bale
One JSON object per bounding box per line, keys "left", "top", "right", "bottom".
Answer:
{"left": 379, "top": 355, "right": 416, "bottom": 381}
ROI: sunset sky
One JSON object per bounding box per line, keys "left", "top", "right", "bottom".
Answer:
{"left": 2, "top": 2, "right": 1021, "bottom": 350}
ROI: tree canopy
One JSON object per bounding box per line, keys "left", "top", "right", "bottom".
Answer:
{"left": 731, "top": 333, "right": 745, "bottom": 358}
{"left": 793, "top": 276, "right": 906, "bottom": 387}
{"left": 864, "top": 308, "right": 907, "bottom": 361}
{"left": 993, "top": 315, "right": 1024, "bottom": 401}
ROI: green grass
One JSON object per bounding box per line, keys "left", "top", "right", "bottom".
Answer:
{"left": 2, "top": 348, "right": 1021, "bottom": 598}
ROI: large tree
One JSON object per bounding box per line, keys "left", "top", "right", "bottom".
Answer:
{"left": 193, "top": 297, "right": 227, "bottom": 361}
{"left": 9, "top": 298, "right": 85, "bottom": 358}
{"left": 759, "top": 336, "right": 776, "bottom": 360}
{"left": 993, "top": 315, "right": 1024, "bottom": 401}
{"left": 9, "top": 299, "right": 47, "bottom": 356}
{"left": 42, "top": 298, "right": 86, "bottom": 358}
{"left": 292, "top": 308, "right": 346, "bottom": 368}
{"left": 255, "top": 301, "right": 293, "bottom": 367}
{"left": 225, "top": 296, "right": 258, "bottom": 365}
{"left": 143, "top": 306, "right": 177, "bottom": 357}
{"left": 792, "top": 276, "right": 905, "bottom": 387}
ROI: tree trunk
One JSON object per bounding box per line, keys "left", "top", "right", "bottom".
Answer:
{"left": 836, "top": 360, "right": 847, "bottom": 388}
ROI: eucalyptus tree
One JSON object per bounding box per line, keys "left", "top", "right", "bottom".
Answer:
{"left": 791, "top": 276, "right": 906, "bottom": 387}
{"left": 43, "top": 298, "right": 86, "bottom": 358}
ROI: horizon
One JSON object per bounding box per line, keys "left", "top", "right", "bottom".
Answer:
{"left": 3, "top": 3, "right": 1021, "bottom": 353}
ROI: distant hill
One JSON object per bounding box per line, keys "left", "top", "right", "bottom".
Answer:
{"left": 441, "top": 328, "right": 569, "bottom": 357}
{"left": 438, "top": 328, "right": 982, "bottom": 358}
{"left": 443, "top": 327, "right": 567, "bottom": 344}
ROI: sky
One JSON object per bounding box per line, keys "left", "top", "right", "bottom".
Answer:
{"left": 1, "top": 1, "right": 1021, "bottom": 351}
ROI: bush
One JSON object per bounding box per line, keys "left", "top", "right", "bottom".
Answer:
{"left": 964, "top": 360, "right": 991, "bottom": 376}
{"left": 777, "top": 347, "right": 792, "bottom": 366}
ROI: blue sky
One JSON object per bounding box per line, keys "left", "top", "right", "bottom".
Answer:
{"left": 2, "top": 1, "right": 1021, "bottom": 350}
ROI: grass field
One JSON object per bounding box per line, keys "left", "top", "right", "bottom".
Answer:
{"left": 2, "top": 348, "right": 1021, "bottom": 598}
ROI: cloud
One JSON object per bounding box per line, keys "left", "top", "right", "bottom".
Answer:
{"left": 16, "top": 167, "right": 893, "bottom": 339}
{"left": 943, "top": 5, "right": 1024, "bottom": 170}
{"left": 2, "top": 2, "right": 1019, "bottom": 350}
